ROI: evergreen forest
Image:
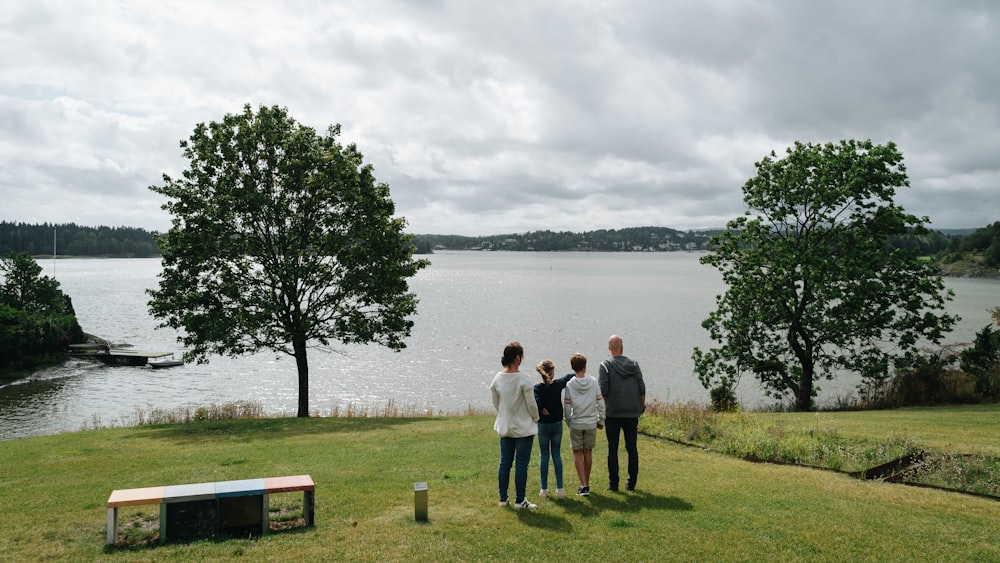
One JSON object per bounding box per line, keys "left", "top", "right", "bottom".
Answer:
{"left": 0, "top": 222, "right": 159, "bottom": 257}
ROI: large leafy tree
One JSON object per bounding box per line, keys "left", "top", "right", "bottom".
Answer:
{"left": 693, "top": 140, "right": 958, "bottom": 411}
{"left": 148, "top": 105, "right": 428, "bottom": 417}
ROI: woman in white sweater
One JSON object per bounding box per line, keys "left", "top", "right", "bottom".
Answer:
{"left": 489, "top": 341, "right": 540, "bottom": 509}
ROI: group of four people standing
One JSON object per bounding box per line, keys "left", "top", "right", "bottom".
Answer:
{"left": 488, "top": 335, "right": 646, "bottom": 509}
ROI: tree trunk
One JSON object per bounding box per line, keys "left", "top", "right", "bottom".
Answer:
{"left": 788, "top": 322, "right": 814, "bottom": 411}
{"left": 796, "top": 365, "right": 814, "bottom": 412}
{"left": 294, "top": 338, "right": 310, "bottom": 417}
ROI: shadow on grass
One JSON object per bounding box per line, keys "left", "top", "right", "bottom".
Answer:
{"left": 127, "top": 416, "right": 432, "bottom": 445}
{"left": 104, "top": 519, "right": 315, "bottom": 554}
{"left": 516, "top": 490, "right": 694, "bottom": 530}
{"left": 514, "top": 509, "right": 574, "bottom": 532}
{"left": 581, "top": 490, "right": 693, "bottom": 514}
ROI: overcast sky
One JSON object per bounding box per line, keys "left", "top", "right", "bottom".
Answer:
{"left": 2, "top": 1, "right": 997, "bottom": 236}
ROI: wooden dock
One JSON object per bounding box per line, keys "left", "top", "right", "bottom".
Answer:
{"left": 99, "top": 350, "right": 174, "bottom": 366}
{"left": 69, "top": 345, "right": 174, "bottom": 367}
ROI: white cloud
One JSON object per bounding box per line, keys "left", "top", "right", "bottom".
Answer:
{"left": 1, "top": 0, "right": 997, "bottom": 234}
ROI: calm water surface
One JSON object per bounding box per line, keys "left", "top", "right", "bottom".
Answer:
{"left": 1, "top": 252, "right": 996, "bottom": 441}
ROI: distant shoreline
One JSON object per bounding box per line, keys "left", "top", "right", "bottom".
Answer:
{"left": 31, "top": 252, "right": 1000, "bottom": 278}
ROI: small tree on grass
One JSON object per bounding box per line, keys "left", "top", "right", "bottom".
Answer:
{"left": 693, "top": 140, "right": 958, "bottom": 411}
{"left": 148, "top": 105, "right": 428, "bottom": 417}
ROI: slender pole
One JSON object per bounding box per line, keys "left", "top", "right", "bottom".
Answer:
{"left": 52, "top": 227, "right": 57, "bottom": 278}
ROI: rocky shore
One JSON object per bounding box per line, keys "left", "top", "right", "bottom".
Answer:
{"left": 940, "top": 259, "right": 1000, "bottom": 278}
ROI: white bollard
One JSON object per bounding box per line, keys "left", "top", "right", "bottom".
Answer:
{"left": 414, "top": 482, "right": 428, "bottom": 522}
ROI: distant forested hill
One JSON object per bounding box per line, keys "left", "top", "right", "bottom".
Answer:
{"left": 414, "top": 225, "right": 966, "bottom": 255}
{"left": 1, "top": 221, "right": 995, "bottom": 263}
{"left": 940, "top": 221, "right": 1000, "bottom": 275}
{"left": 0, "top": 222, "right": 160, "bottom": 257}
{"left": 413, "top": 227, "right": 721, "bottom": 252}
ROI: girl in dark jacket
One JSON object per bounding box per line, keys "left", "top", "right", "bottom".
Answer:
{"left": 534, "top": 359, "right": 573, "bottom": 499}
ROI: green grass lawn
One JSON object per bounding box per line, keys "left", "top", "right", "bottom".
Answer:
{"left": 770, "top": 404, "right": 1000, "bottom": 454}
{"left": 1, "top": 411, "right": 998, "bottom": 561}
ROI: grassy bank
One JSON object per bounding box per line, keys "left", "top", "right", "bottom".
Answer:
{"left": 641, "top": 402, "right": 1000, "bottom": 497}
{"left": 2, "top": 411, "right": 998, "bottom": 561}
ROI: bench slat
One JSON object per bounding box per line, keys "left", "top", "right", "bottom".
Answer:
{"left": 263, "top": 474, "right": 314, "bottom": 493}
{"left": 163, "top": 482, "right": 216, "bottom": 503}
{"left": 107, "top": 486, "right": 166, "bottom": 507}
{"left": 216, "top": 478, "right": 266, "bottom": 497}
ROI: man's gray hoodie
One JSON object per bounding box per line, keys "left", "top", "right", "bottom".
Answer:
{"left": 598, "top": 356, "right": 646, "bottom": 418}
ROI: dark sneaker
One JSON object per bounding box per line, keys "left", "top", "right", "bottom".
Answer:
{"left": 576, "top": 485, "right": 590, "bottom": 497}
{"left": 606, "top": 484, "right": 619, "bottom": 492}
{"left": 626, "top": 482, "right": 636, "bottom": 492}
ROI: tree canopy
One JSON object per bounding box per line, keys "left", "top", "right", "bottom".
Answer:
{"left": 0, "top": 252, "right": 83, "bottom": 376}
{"left": 693, "top": 140, "right": 958, "bottom": 411}
{"left": 147, "top": 105, "right": 427, "bottom": 416}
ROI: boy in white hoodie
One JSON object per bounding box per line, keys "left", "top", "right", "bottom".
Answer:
{"left": 563, "top": 353, "right": 606, "bottom": 496}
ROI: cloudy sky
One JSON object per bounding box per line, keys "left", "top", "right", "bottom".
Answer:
{"left": 2, "top": 1, "right": 997, "bottom": 236}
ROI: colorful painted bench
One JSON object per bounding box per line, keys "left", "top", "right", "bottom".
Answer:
{"left": 106, "top": 474, "right": 315, "bottom": 545}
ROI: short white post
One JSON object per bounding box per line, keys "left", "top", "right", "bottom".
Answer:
{"left": 414, "top": 482, "right": 428, "bottom": 522}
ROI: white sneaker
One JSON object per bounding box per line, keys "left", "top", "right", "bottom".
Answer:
{"left": 513, "top": 499, "right": 537, "bottom": 510}
{"left": 499, "top": 499, "right": 509, "bottom": 507}
{"left": 539, "top": 489, "right": 548, "bottom": 498}
{"left": 555, "top": 488, "right": 565, "bottom": 498}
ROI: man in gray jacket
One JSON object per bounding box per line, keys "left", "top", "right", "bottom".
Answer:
{"left": 598, "top": 334, "right": 646, "bottom": 492}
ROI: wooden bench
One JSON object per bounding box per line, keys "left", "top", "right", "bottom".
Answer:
{"left": 106, "top": 474, "right": 315, "bottom": 545}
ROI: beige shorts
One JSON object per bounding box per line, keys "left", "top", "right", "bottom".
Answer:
{"left": 569, "top": 427, "right": 597, "bottom": 450}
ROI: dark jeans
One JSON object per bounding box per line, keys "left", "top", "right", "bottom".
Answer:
{"left": 605, "top": 417, "right": 639, "bottom": 487}
{"left": 537, "top": 421, "right": 564, "bottom": 490}
{"left": 498, "top": 436, "right": 534, "bottom": 503}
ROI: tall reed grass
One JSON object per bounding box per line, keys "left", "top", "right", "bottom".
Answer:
{"left": 79, "top": 400, "right": 492, "bottom": 431}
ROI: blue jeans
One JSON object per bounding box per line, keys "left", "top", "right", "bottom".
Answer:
{"left": 605, "top": 417, "right": 639, "bottom": 487}
{"left": 537, "top": 421, "right": 564, "bottom": 490}
{"left": 498, "top": 436, "right": 534, "bottom": 503}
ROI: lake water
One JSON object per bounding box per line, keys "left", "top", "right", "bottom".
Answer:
{"left": 1, "top": 252, "right": 997, "bottom": 441}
